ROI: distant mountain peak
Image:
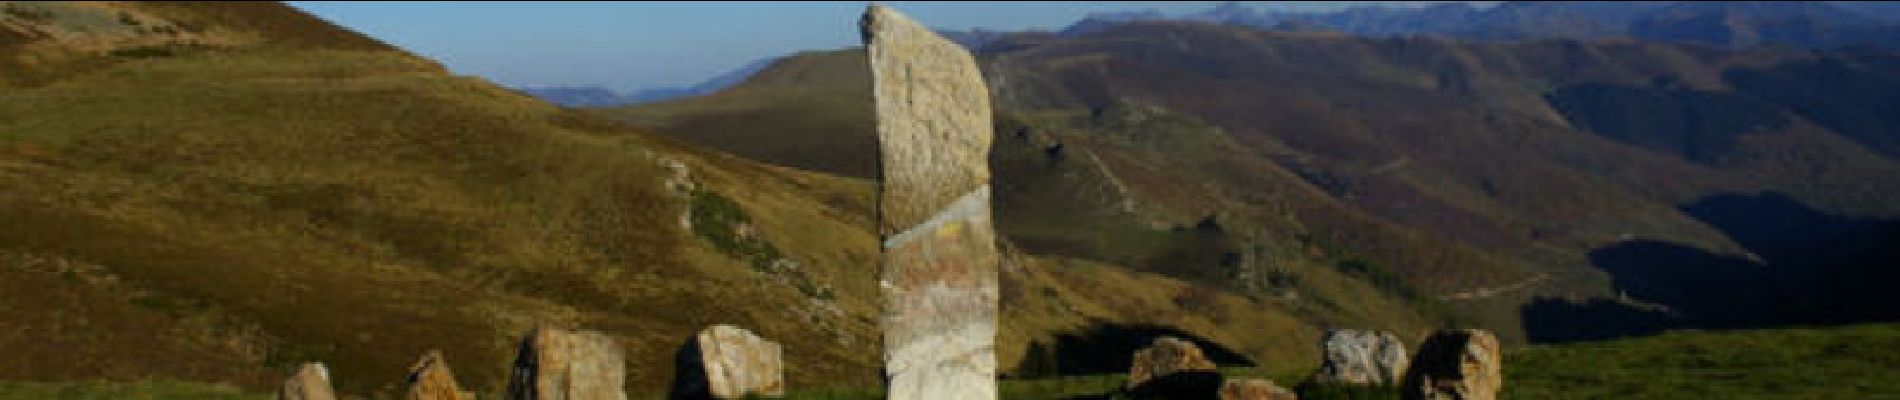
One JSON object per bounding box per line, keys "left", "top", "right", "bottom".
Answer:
{"left": 1054, "top": 0, "right": 1900, "bottom": 50}
{"left": 515, "top": 56, "right": 777, "bottom": 107}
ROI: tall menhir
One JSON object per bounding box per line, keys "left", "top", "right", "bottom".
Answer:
{"left": 860, "top": 4, "right": 1000, "bottom": 400}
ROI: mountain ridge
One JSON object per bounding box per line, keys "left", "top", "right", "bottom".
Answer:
{"left": 1062, "top": 1, "right": 1900, "bottom": 51}
{"left": 608, "top": 17, "right": 1900, "bottom": 349}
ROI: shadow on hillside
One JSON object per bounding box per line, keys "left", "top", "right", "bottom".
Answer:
{"left": 1523, "top": 192, "right": 1900, "bottom": 343}
{"left": 1009, "top": 322, "right": 1253, "bottom": 379}
{"left": 1521, "top": 298, "right": 1676, "bottom": 343}
{"left": 668, "top": 336, "right": 712, "bottom": 400}
{"left": 1124, "top": 370, "right": 1224, "bottom": 400}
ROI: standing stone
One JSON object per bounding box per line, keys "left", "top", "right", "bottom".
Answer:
{"left": 1401, "top": 329, "right": 1502, "bottom": 400}
{"left": 1316, "top": 329, "right": 1409, "bottom": 385}
{"left": 405, "top": 350, "right": 475, "bottom": 400}
{"left": 1127, "top": 337, "right": 1218, "bottom": 389}
{"left": 673, "top": 325, "right": 785, "bottom": 399}
{"left": 507, "top": 327, "right": 629, "bottom": 400}
{"left": 1219, "top": 378, "right": 1299, "bottom": 400}
{"left": 862, "top": 4, "right": 1000, "bottom": 400}
{"left": 279, "top": 362, "right": 338, "bottom": 400}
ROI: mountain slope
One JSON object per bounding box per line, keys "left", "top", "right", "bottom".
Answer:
{"left": 0, "top": 1, "right": 892, "bottom": 395}
{"left": 0, "top": 2, "right": 1373, "bottom": 395}
{"left": 610, "top": 20, "right": 1900, "bottom": 348}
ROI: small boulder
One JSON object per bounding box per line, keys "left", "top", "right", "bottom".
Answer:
{"left": 1316, "top": 329, "right": 1409, "bottom": 385}
{"left": 1401, "top": 329, "right": 1502, "bottom": 400}
{"left": 404, "top": 350, "right": 475, "bottom": 400}
{"left": 1127, "top": 336, "right": 1218, "bottom": 389}
{"left": 279, "top": 362, "right": 338, "bottom": 400}
{"left": 672, "top": 324, "right": 785, "bottom": 399}
{"left": 1219, "top": 378, "right": 1298, "bottom": 400}
{"left": 507, "top": 327, "right": 629, "bottom": 400}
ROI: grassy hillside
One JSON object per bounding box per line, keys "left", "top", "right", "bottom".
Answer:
{"left": 1, "top": 1, "right": 895, "bottom": 395}
{"left": 1505, "top": 323, "right": 1900, "bottom": 399}
{"left": 609, "top": 49, "right": 878, "bottom": 179}
{"left": 0, "top": 44, "right": 899, "bottom": 394}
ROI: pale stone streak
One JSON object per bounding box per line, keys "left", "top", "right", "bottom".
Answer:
{"left": 882, "top": 187, "right": 991, "bottom": 249}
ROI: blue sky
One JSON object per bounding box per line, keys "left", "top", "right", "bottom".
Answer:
{"left": 287, "top": 1, "right": 1486, "bottom": 93}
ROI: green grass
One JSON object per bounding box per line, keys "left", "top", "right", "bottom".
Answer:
{"left": 1505, "top": 323, "right": 1900, "bottom": 399}
{"left": 11, "top": 324, "right": 1894, "bottom": 399}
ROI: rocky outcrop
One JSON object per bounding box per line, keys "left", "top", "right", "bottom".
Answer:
{"left": 1219, "top": 378, "right": 1298, "bottom": 400}
{"left": 1316, "top": 329, "right": 1409, "bottom": 385}
{"left": 507, "top": 327, "right": 629, "bottom": 400}
{"left": 863, "top": 4, "right": 1001, "bottom": 400}
{"left": 1127, "top": 337, "right": 1218, "bottom": 388}
{"left": 672, "top": 325, "right": 785, "bottom": 399}
{"left": 405, "top": 350, "right": 475, "bottom": 400}
{"left": 279, "top": 362, "right": 338, "bottom": 400}
{"left": 1402, "top": 329, "right": 1502, "bottom": 400}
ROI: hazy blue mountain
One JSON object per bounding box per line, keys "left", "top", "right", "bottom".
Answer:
{"left": 1631, "top": 1, "right": 1886, "bottom": 49}
{"left": 1060, "top": 9, "right": 1168, "bottom": 36}
{"left": 1067, "top": 1, "right": 1900, "bottom": 50}
{"left": 515, "top": 85, "right": 630, "bottom": 107}
{"left": 517, "top": 56, "right": 778, "bottom": 107}
{"left": 938, "top": 28, "right": 1016, "bottom": 51}
{"left": 1830, "top": 1, "right": 1900, "bottom": 22}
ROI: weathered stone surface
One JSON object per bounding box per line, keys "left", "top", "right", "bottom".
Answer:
{"left": 507, "top": 327, "right": 629, "bottom": 400}
{"left": 1127, "top": 337, "right": 1218, "bottom": 389}
{"left": 863, "top": 4, "right": 1001, "bottom": 400}
{"left": 1219, "top": 378, "right": 1299, "bottom": 400}
{"left": 279, "top": 362, "right": 337, "bottom": 400}
{"left": 862, "top": 3, "right": 995, "bottom": 235}
{"left": 673, "top": 325, "right": 785, "bottom": 399}
{"left": 1401, "top": 329, "right": 1502, "bottom": 400}
{"left": 405, "top": 350, "right": 475, "bottom": 400}
{"left": 1316, "top": 329, "right": 1409, "bottom": 385}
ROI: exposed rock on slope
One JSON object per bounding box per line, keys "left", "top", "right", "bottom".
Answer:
{"left": 280, "top": 363, "right": 338, "bottom": 400}
{"left": 507, "top": 328, "right": 628, "bottom": 400}
{"left": 1219, "top": 378, "right": 1299, "bottom": 400}
{"left": 1316, "top": 329, "right": 1408, "bottom": 385}
{"left": 1402, "top": 329, "right": 1502, "bottom": 400}
{"left": 404, "top": 350, "right": 474, "bottom": 400}
{"left": 674, "top": 325, "right": 785, "bottom": 399}
{"left": 1127, "top": 337, "right": 1218, "bottom": 388}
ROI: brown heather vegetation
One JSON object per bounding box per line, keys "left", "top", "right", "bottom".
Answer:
{"left": 0, "top": 2, "right": 894, "bottom": 396}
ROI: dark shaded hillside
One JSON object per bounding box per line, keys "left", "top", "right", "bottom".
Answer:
{"left": 1725, "top": 53, "right": 1900, "bottom": 157}
{"left": 995, "top": 21, "right": 1900, "bottom": 338}
{"left": 617, "top": 20, "right": 1900, "bottom": 349}
{"left": 1525, "top": 192, "right": 1900, "bottom": 342}
{"left": 1547, "top": 81, "right": 1790, "bottom": 163}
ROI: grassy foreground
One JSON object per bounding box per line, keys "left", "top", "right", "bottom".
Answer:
{"left": 728, "top": 323, "right": 1900, "bottom": 399}
{"left": 1504, "top": 323, "right": 1900, "bottom": 400}
{"left": 5, "top": 323, "right": 1896, "bottom": 399}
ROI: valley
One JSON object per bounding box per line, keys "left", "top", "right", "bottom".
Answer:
{"left": 2, "top": 1, "right": 1897, "bottom": 399}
